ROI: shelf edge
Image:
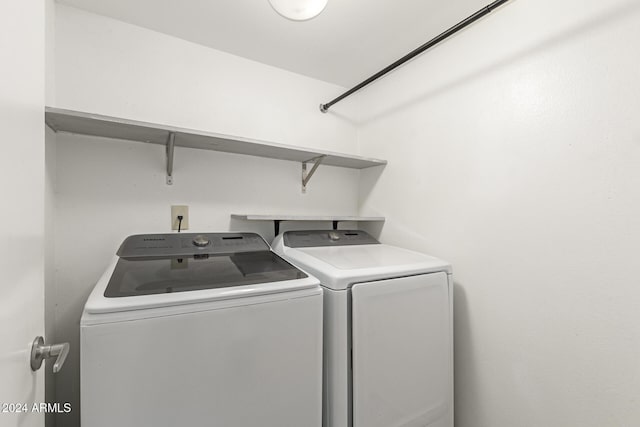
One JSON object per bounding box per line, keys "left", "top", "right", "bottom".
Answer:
{"left": 45, "top": 107, "right": 388, "bottom": 169}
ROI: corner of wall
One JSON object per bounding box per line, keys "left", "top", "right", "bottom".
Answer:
{"left": 44, "top": 125, "right": 57, "bottom": 427}
{"left": 45, "top": 0, "right": 56, "bottom": 105}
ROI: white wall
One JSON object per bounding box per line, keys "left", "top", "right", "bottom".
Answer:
{"left": 52, "top": 4, "right": 358, "bottom": 154}
{"left": 49, "top": 5, "right": 361, "bottom": 427}
{"left": 0, "top": 1, "right": 45, "bottom": 426}
{"left": 356, "top": 0, "right": 640, "bottom": 426}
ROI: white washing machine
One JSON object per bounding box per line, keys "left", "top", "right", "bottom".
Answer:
{"left": 272, "top": 230, "right": 453, "bottom": 427}
{"left": 81, "top": 232, "right": 323, "bottom": 427}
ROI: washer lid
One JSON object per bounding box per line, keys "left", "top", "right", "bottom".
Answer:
{"left": 84, "top": 256, "right": 319, "bottom": 316}
{"left": 105, "top": 232, "right": 306, "bottom": 297}
{"left": 83, "top": 232, "right": 320, "bottom": 315}
{"left": 104, "top": 250, "right": 307, "bottom": 297}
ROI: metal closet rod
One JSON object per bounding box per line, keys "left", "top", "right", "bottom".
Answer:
{"left": 319, "top": 0, "right": 511, "bottom": 113}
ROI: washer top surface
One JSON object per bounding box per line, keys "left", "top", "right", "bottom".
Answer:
{"left": 272, "top": 230, "right": 451, "bottom": 291}
{"left": 83, "top": 232, "right": 319, "bottom": 318}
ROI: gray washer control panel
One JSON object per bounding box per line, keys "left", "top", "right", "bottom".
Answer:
{"left": 117, "top": 233, "right": 270, "bottom": 258}
{"left": 283, "top": 230, "right": 379, "bottom": 248}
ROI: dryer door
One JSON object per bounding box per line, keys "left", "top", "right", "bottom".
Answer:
{"left": 351, "top": 272, "right": 452, "bottom": 427}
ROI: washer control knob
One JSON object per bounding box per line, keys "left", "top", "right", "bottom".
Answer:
{"left": 328, "top": 231, "right": 340, "bottom": 241}
{"left": 193, "top": 235, "right": 210, "bottom": 247}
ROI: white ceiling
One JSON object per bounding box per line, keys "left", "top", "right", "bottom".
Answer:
{"left": 57, "top": 0, "right": 490, "bottom": 87}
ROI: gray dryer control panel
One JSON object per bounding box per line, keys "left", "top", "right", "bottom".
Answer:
{"left": 283, "top": 230, "right": 379, "bottom": 248}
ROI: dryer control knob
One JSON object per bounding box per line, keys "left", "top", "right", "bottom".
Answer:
{"left": 193, "top": 235, "right": 210, "bottom": 247}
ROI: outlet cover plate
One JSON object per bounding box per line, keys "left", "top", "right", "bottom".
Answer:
{"left": 171, "top": 205, "right": 189, "bottom": 231}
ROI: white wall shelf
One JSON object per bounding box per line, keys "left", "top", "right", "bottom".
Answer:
{"left": 231, "top": 214, "right": 385, "bottom": 235}
{"left": 45, "top": 107, "right": 387, "bottom": 187}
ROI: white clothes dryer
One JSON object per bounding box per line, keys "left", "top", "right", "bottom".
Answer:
{"left": 81, "top": 232, "right": 323, "bottom": 427}
{"left": 272, "top": 230, "right": 453, "bottom": 427}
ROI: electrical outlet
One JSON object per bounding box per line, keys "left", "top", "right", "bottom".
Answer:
{"left": 171, "top": 205, "right": 189, "bottom": 231}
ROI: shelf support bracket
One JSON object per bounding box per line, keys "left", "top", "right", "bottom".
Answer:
{"left": 273, "top": 220, "right": 282, "bottom": 236}
{"left": 302, "top": 155, "right": 326, "bottom": 193}
{"left": 166, "top": 132, "right": 175, "bottom": 185}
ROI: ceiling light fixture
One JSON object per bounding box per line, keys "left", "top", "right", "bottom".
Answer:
{"left": 268, "top": 0, "right": 328, "bottom": 21}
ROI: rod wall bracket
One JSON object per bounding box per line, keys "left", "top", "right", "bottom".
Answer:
{"left": 302, "top": 155, "right": 326, "bottom": 193}
{"left": 319, "top": 103, "right": 329, "bottom": 114}
{"left": 166, "top": 132, "right": 175, "bottom": 185}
